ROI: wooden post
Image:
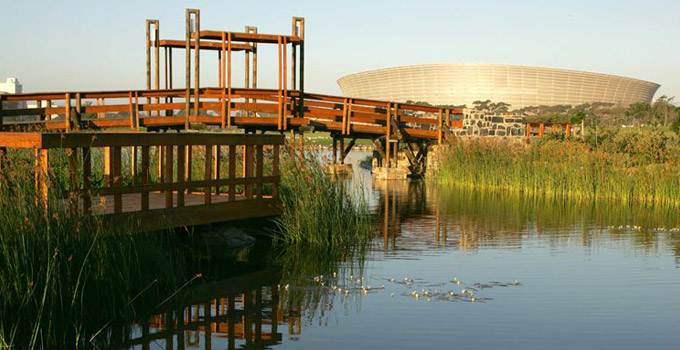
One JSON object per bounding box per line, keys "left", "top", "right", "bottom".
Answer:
{"left": 243, "top": 145, "right": 253, "bottom": 199}
{"left": 445, "top": 108, "right": 451, "bottom": 128}
{"left": 283, "top": 37, "right": 288, "bottom": 131}
{"left": 82, "top": 147, "right": 92, "bottom": 213}
{"left": 75, "top": 93, "right": 82, "bottom": 129}
{"left": 111, "top": 147, "right": 122, "bottom": 214}
{"left": 193, "top": 11, "right": 200, "bottom": 119}
{"left": 221, "top": 32, "right": 227, "bottom": 128}
{"left": 299, "top": 19, "right": 305, "bottom": 120}
{"left": 228, "top": 144, "right": 236, "bottom": 201}
{"left": 272, "top": 144, "right": 279, "bottom": 199}
{"left": 184, "top": 10, "right": 192, "bottom": 129}
{"left": 277, "top": 36, "right": 283, "bottom": 130}
{"left": 347, "top": 98, "right": 353, "bottom": 134}
{"left": 256, "top": 144, "right": 263, "bottom": 198}
{"left": 539, "top": 123, "right": 545, "bottom": 137}
{"left": 203, "top": 144, "right": 212, "bottom": 204}
{"left": 525, "top": 123, "right": 531, "bottom": 137}
{"left": 385, "top": 103, "right": 391, "bottom": 168}
{"left": 213, "top": 145, "right": 221, "bottom": 195}
{"left": 164, "top": 145, "right": 173, "bottom": 208}
{"left": 185, "top": 145, "right": 193, "bottom": 194}
{"left": 65, "top": 93, "right": 72, "bottom": 132}
{"left": 342, "top": 99, "right": 348, "bottom": 136}
{"left": 67, "top": 148, "right": 79, "bottom": 215}
{"left": 437, "top": 109, "right": 443, "bottom": 144}
{"left": 154, "top": 21, "right": 160, "bottom": 115}
{"left": 332, "top": 136, "right": 337, "bottom": 164}
{"left": 34, "top": 149, "right": 49, "bottom": 213}
{"left": 339, "top": 137, "right": 345, "bottom": 165}
{"left": 141, "top": 146, "right": 150, "bottom": 211}
{"left": 168, "top": 48, "right": 174, "bottom": 116}
{"left": 227, "top": 32, "right": 232, "bottom": 129}
{"left": 176, "top": 144, "right": 185, "bottom": 207}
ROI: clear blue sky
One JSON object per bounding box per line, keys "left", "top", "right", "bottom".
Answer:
{"left": 1, "top": 0, "right": 678, "bottom": 102}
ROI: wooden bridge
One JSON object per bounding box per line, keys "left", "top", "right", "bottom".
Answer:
{"left": 0, "top": 8, "right": 573, "bottom": 229}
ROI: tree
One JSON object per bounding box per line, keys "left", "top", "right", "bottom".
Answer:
{"left": 472, "top": 99, "right": 491, "bottom": 111}
{"left": 652, "top": 95, "right": 676, "bottom": 126}
{"left": 625, "top": 102, "right": 658, "bottom": 126}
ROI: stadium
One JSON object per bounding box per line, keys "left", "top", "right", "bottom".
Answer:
{"left": 337, "top": 63, "right": 660, "bottom": 110}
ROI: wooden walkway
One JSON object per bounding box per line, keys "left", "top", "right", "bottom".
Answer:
{"left": 0, "top": 132, "right": 284, "bottom": 231}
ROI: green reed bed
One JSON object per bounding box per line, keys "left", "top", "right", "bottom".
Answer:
{"left": 274, "top": 148, "right": 372, "bottom": 246}
{"left": 0, "top": 152, "right": 190, "bottom": 350}
{"left": 436, "top": 131, "right": 680, "bottom": 207}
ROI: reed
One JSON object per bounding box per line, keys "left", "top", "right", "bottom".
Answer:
{"left": 0, "top": 152, "right": 190, "bottom": 349}
{"left": 436, "top": 132, "right": 680, "bottom": 207}
{"left": 274, "top": 148, "right": 372, "bottom": 246}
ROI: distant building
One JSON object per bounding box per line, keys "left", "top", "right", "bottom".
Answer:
{"left": 0, "top": 77, "right": 27, "bottom": 109}
{"left": 338, "top": 64, "right": 660, "bottom": 110}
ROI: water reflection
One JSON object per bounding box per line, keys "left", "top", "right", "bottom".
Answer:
{"left": 373, "top": 178, "right": 680, "bottom": 262}
{"left": 121, "top": 268, "right": 290, "bottom": 349}
{"left": 115, "top": 151, "right": 680, "bottom": 350}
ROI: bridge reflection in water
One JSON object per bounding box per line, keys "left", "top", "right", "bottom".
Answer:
{"left": 121, "top": 268, "right": 304, "bottom": 350}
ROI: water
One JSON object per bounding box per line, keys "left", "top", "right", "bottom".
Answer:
{"left": 120, "top": 151, "right": 680, "bottom": 350}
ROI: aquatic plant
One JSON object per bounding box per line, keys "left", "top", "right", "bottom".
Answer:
{"left": 436, "top": 134, "right": 680, "bottom": 207}
{"left": 274, "top": 147, "right": 373, "bottom": 246}
{"left": 0, "top": 150, "right": 190, "bottom": 349}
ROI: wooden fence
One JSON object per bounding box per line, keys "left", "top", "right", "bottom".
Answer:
{"left": 0, "top": 132, "right": 283, "bottom": 231}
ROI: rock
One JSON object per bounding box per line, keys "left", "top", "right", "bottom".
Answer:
{"left": 194, "top": 226, "right": 256, "bottom": 258}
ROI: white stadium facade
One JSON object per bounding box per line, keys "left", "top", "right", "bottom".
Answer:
{"left": 337, "top": 64, "right": 660, "bottom": 110}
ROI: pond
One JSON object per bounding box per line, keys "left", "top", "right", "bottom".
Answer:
{"left": 119, "top": 151, "right": 680, "bottom": 350}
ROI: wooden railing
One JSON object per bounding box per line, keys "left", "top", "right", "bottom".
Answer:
{"left": 0, "top": 132, "right": 283, "bottom": 231}
{"left": 0, "top": 88, "right": 464, "bottom": 142}
{"left": 525, "top": 122, "right": 572, "bottom": 138}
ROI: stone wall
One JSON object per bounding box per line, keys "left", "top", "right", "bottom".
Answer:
{"left": 452, "top": 111, "right": 526, "bottom": 137}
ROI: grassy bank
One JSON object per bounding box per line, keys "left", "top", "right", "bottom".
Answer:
{"left": 436, "top": 129, "right": 680, "bottom": 207}
{"left": 274, "top": 147, "right": 373, "bottom": 246}
{"left": 0, "top": 151, "right": 194, "bottom": 349}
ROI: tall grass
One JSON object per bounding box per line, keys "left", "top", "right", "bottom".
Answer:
{"left": 0, "top": 150, "right": 190, "bottom": 349}
{"left": 436, "top": 132, "right": 680, "bottom": 207}
{"left": 274, "top": 148, "right": 373, "bottom": 246}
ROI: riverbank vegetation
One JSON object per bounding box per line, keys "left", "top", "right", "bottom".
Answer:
{"left": 275, "top": 147, "right": 372, "bottom": 246}
{"left": 0, "top": 153, "right": 193, "bottom": 349}
{"left": 436, "top": 128, "right": 680, "bottom": 207}
{"left": 0, "top": 143, "right": 373, "bottom": 348}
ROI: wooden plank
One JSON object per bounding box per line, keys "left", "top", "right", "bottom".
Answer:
{"left": 77, "top": 175, "right": 278, "bottom": 196}
{"left": 38, "top": 133, "right": 285, "bottom": 149}
{"left": 100, "top": 198, "right": 282, "bottom": 234}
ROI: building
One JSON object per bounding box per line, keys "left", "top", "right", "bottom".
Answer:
{"left": 337, "top": 64, "right": 660, "bottom": 110}
{"left": 0, "top": 77, "right": 27, "bottom": 109}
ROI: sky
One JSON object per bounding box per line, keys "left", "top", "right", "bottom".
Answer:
{"left": 1, "top": 0, "right": 678, "bottom": 102}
